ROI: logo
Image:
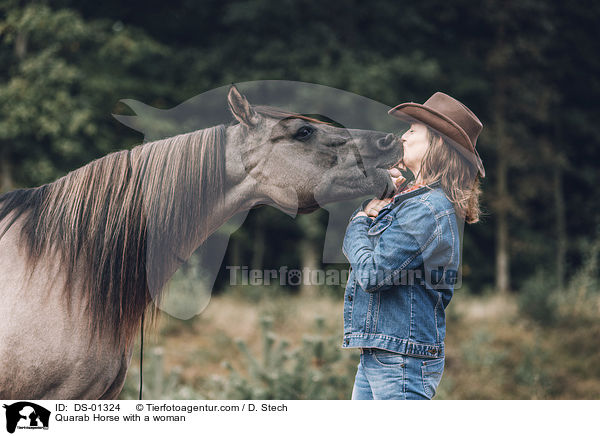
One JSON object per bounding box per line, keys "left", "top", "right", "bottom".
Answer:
{"left": 2, "top": 402, "right": 50, "bottom": 434}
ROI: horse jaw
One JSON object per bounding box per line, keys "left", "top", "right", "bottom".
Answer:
{"left": 313, "top": 160, "right": 397, "bottom": 206}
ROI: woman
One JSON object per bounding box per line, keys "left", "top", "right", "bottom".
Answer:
{"left": 342, "top": 92, "right": 485, "bottom": 400}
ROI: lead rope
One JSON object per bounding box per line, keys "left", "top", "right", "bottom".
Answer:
{"left": 139, "top": 312, "right": 144, "bottom": 401}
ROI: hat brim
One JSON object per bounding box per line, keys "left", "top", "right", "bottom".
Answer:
{"left": 388, "top": 103, "right": 485, "bottom": 177}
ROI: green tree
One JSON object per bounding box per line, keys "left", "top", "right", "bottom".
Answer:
{"left": 0, "top": 2, "right": 172, "bottom": 190}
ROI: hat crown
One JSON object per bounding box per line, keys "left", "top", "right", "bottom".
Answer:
{"left": 423, "top": 92, "right": 483, "bottom": 147}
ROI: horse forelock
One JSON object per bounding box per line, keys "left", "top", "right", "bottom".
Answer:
{"left": 0, "top": 125, "right": 226, "bottom": 347}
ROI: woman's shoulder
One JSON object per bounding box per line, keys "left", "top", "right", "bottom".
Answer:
{"left": 391, "top": 187, "right": 458, "bottom": 246}
{"left": 397, "top": 185, "right": 454, "bottom": 217}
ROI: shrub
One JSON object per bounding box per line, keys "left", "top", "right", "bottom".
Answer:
{"left": 209, "top": 316, "right": 357, "bottom": 400}
{"left": 119, "top": 347, "right": 204, "bottom": 400}
{"left": 517, "top": 270, "right": 559, "bottom": 326}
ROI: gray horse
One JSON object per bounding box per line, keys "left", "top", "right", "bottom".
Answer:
{"left": 0, "top": 86, "right": 402, "bottom": 399}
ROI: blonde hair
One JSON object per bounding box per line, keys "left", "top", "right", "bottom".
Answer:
{"left": 419, "top": 128, "right": 482, "bottom": 224}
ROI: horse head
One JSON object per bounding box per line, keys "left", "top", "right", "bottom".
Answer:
{"left": 225, "top": 85, "right": 402, "bottom": 215}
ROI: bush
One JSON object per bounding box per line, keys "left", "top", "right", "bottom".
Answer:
{"left": 555, "top": 238, "right": 600, "bottom": 323}
{"left": 119, "top": 347, "right": 204, "bottom": 400}
{"left": 518, "top": 238, "right": 600, "bottom": 327}
{"left": 209, "top": 316, "right": 357, "bottom": 400}
{"left": 517, "top": 270, "right": 559, "bottom": 326}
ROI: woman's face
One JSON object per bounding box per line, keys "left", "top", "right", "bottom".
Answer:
{"left": 400, "top": 123, "right": 430, "bottom": 176}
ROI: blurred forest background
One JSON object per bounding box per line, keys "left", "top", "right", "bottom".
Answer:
{"left": 1, "top": 0, "right": 599, "bottom": 399}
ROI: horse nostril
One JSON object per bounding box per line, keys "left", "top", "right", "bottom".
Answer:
{"left": 376, "top": 133, "right": 397, "bottom": 151}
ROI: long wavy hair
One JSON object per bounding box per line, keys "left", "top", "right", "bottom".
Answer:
{"left": 419, "top": 127, "right": 482, "bottom": 224}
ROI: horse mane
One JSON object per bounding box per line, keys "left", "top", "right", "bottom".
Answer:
{"left": 0, "top": 125, "right": 226, "bottom": 347}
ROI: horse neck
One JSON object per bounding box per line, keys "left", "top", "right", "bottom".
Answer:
{"left": 201, "top": 123, "right": 266, "bottom": 235}
{"left": 132, "top": 124, "right": 259, "bottom": 296}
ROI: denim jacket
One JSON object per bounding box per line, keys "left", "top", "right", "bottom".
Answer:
{"left": 341, "top": 181, "right": 460, "bottom": 358}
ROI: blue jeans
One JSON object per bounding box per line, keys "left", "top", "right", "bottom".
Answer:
{"left": 351, "top": 348, "right": 445, "bottom": 400}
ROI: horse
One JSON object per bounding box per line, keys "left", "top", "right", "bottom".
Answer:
{"left": 0, "top": 85, "right": 402, "bottom": 399}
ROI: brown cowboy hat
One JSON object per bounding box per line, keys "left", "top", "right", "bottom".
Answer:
{"left": 388, "top": 92, "right": 485, "bottom": 177}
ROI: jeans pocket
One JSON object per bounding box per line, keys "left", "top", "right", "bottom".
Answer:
{"left": 372, "top": 350, "right": 406, "bottom": 367}
{"left": 421, "top": 357, "right": 445, "bottom": 399}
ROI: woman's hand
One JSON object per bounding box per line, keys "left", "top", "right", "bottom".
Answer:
{"left": 388, "top": 167, "right": 408, "bottom": 189}
{"left": 359, "top": 198, "right": 393, "bottom": 218}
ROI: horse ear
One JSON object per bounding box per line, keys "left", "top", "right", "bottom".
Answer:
{"left": 227, "top": 85, "right": 260, "bottom": 128}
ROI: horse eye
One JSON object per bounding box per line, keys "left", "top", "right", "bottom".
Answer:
{"left": 294, "top": 126, "right": 314, "bottom": 141}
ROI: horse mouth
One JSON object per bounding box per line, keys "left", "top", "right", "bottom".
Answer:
{"left": 380, "top": 172, "right": 396, "bottom": 198}
{"left": 377, "top": 146, "right": 405, "bottom": 198}
{"left": 371, "top": 166, "right": 399, "bottom": 199}
{"left": 386, "top": 157, "right": 405, "bottom": 171}
{"left": 382, "top": 138, "right": 404, "bottom": 171}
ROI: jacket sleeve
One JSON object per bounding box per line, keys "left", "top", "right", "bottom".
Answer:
{"left": 342, "top": 199, "right": 441, "bottom": 293}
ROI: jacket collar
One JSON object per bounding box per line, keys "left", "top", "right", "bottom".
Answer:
{"left": 391, "top": 180, "right": 441, "bottom": 205}
{"left": 370, "top": 180, "right": 441, "bottom": 221}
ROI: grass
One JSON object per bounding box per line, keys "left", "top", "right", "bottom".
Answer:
{"left": 119, "top": 288, "right": 600, "bottom": 400}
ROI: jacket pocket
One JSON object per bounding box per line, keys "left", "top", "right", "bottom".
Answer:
{"left": 372, "top": 350, "right": 406, "bottom": 367}
{"left": 367, "top": 215, "right": 392, "bottom": 235}
{"left": 421, "top": 357, "right": 445, "bottom": 399}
